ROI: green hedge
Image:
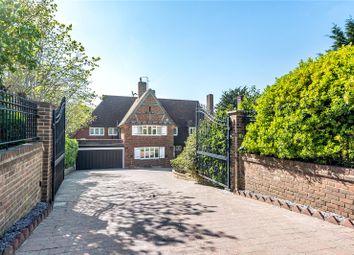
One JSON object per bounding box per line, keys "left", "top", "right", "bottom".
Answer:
{"left": 64, "top": 135, "right": 78, "bottom": 169}
{"left": 170, "top": 133, "right": 197, "bottom": 174}
{"left": 242, "top": 45, "right": 354, "bottom": 166}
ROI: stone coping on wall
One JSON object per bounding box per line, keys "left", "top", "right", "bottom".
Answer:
{"left": 0, "top": 143, "right": 43, "bottom": 168}
{"left": 241, "top": 153, "right": 354, "bottom": 183}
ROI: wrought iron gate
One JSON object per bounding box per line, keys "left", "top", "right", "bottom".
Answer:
{"left": 52, "top": 97, "right": 66, "bottom": 200}
{"left": 196, "top": 105, "right": 231, "bottom": 189}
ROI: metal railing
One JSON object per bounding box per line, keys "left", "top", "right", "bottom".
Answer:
{"left": 0, "top": 90, "right": 38, "bottom": 150}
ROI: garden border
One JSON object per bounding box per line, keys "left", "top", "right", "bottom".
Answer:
{"left": 0, "top": 205, "right": 53, "bottom": 255}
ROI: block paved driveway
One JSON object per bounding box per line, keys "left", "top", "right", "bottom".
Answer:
{"left": 17, "top": 169, "right": 354, "bottom": 255}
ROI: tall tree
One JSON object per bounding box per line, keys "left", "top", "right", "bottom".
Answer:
{"left": 329, "top": 17, "right": 354, "bottom": 50}
{"left": 0, "top": 0, "right": 44, "bottom": 85}
{"left": 216, "top": 85, "right": 261, "bottom": 111}
{"left": 1, "top": 0, "right": 100, "bottom": 134}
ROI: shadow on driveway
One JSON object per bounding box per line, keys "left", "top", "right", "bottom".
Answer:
{"left": 18, "top": 170, "right": 237, "bottom": 254}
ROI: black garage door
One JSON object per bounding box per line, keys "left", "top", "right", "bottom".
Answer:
{"left": 77, "top": 148, "right": 123, "bottom": 170}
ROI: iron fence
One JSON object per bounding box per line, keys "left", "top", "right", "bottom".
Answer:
{"left": 196, "top": 105, "right": 231, "bottom": 189}
{"left": 0, "top": 90, "right": 38, "bottom": 150}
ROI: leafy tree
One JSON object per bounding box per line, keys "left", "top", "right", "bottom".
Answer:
{"left": 242, "top": 45, "right": 354, "bottom": 166}
{"left": 0, "top": 0, "right": 44, "bottom": 84}
{"left": 329, "top": 17, "right": 354, "bottom": 50}
{"left": 66, "top": 101, "right": 95, "bottom": 135}
{"left": 216, "top": 85, "right": 261, "bottom": 111}
{"left": 1, "top": 0, "right": 100, "bottom": 134}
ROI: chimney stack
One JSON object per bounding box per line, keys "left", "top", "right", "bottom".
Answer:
{"left": 236, "top": 95, "right": 243, "bottom": 110}
{"left": 138, "top": 77, "right": 147, "bottom": 97}
{"left": 206, "top": 94, "right": 214, "bottom": 114}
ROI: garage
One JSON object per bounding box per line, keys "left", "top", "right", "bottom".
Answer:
{"left": 76, "top": 140, "right": 125, "bottom": 170}
{"left": 76, "top": 147, "right": 124, "bottom": 170}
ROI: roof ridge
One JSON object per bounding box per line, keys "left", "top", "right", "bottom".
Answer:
{"left": 101, "top": 94, "right": 198, "bottom": 102}
{"left": 158, "top": 97, "right": 199, "bottom": 102}
{"left": 103, "top": 95, "right": 136, "bottom": 98}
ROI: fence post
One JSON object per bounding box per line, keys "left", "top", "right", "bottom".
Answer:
{"left": 37, "top": 102, "right": 54, "bottom": 203}
{"left": 228, "top": 100, "right": 247, "bottom": 191}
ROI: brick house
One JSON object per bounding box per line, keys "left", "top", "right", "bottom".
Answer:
{"left": 74, "top": 78, "right": 201, "bottom": 169}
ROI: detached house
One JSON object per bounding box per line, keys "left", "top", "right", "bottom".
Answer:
{"left": 74, "top": 78, "right": 202, "bottom": 170}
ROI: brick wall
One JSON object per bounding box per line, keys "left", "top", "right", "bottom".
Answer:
{"left": 241, "top": 154, "right": 354, "bottom": 220}
{"left": 121, "top": 124, "right": 174, "bottom": 168}
{"left": 0, "top": 143, "right": 43, "bottom": 235}
{"left": 229, "top": 108, "right": 354, "bottom": 220}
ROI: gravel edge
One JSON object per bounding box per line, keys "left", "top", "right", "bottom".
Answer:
{"left": 0, "top": 203, "right": 53, "bottom": 255}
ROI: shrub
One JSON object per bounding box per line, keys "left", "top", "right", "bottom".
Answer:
{"left": 242, "top": 45, "right": 354, "bottom": 166}
{"left": 64, "top": 135, "right": 78, "bottom": 169}
{"left": 170, "top": 133, "right": 197, "bottom": 174}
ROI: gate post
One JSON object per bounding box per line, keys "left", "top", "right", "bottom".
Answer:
{"left": 37, "top": 102, "right": 55, "bottom": 202}
{"left": 228, "top": 108, "right": 247, "bottom": 192}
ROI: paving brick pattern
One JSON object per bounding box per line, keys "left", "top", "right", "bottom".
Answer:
{"left": 17, "top": 169, "right": 354, "bottom": 255}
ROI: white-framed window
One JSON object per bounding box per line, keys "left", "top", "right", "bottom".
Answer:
{"left": 132, "top": 125, "right": 167, "bottom": 136}
{"left": 173, "top": 127, "right": 178, "bottom": 136}
{"left": 108, "top": 127, "right": 118, "bottom": 136}
{"left": 89, "top": 127, "right": 105, "bottom": 136}
{"left": 189, "top": 127, "right": 196, "bottom": 135}
{"left": 134, "top": 147, "right": 165, "bottom": 159}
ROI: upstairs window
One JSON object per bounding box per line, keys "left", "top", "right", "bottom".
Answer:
{"left": 108, "top": 127, "right": 118, "bottom": 136}
{"left": 189, "top": 127, "right": 196, "bottom": 135}
{"left": 173, "top": 127, "right": 178, "bottom": 136}
{"left": 89, "top": 127, "right": 104, "bottom": 136}
{"left": 132, "top": 125, "right": 167, "bottom": 136}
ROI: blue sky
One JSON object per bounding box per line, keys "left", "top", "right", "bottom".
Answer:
{"left": 57, "top": 0, "right": 353, "bottom": 105}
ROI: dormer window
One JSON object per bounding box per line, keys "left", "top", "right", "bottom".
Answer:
{"left": 89, "top": 127, "right": 104, "bottom": 136}
{"left": 108, "top": 127, "right": 118, "bottom": 136}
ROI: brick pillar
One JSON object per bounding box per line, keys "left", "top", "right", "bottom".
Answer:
{"left": 37, "top": 102, "right": 54, "bottom": 202}
{"left": 228, "top": 110, "right": 246, "bottom": 191}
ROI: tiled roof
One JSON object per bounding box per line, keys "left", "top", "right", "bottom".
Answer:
{"left": 90, "top": 94, "right": 199, "bottom": 145}
{"left": 90, "top": 95, "right": 136, "bottom": 127}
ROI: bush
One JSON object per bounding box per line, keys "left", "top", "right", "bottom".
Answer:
{"left": 170, "top": 133, "right": 197, "bottom": 174}
{"left": 64, "top": 135, "right": 78, "bottom": 169}
{"left": 242, "top": 45, "right": 354, "bottom": 166}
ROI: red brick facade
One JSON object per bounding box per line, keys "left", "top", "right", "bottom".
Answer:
{"left": 120, "top": 92, "right": 176, "bottom": 168}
